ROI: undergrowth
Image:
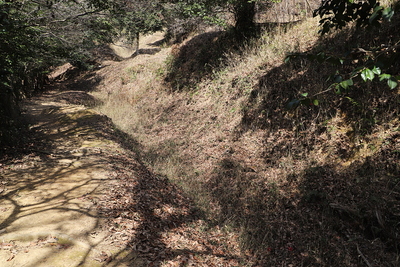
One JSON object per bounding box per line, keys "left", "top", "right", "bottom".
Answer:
{"left": 92, "top": 12, "right": 400, "bottom": 266}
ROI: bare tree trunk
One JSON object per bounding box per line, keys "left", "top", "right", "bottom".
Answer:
{"left": 234, "top": 0, "right": 256, "bottom": 39}
{"left": 0, "top": 90, "right": 19, "bottom": 122}
{"left": 135, "top": 32, "right": 140, "bottom": 55}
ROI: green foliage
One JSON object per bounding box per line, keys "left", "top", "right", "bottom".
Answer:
{"left": 0, "top": 0, "right": 167, "bottom": 146}
{"left": 1, "top": 1, "right": 56, "bottom": 96}
{"left": 176, "top": 0, "right": 226, "bottom": 26}
{"left": 107, "top": 1, "right": 164, "bottom": 40}
{"left": 0, "top": 1, "right": 43, "bottom": 144}
{"left": 285, "top": 0, "right": 399, "bottom": 110}
{"left": 175, "top": 0, "right": 274, "bottom": 37}
{"left": 286, "top": 93, "right": 319, "bottom": 110}
{"left": 285, "top": 50, "right": 399, "bottom": 108}
{"left": 314, "top": 0, "right": 394, "bottom": 35}
{"left": 0, "top": 0, "right": 165, "bottom": 93}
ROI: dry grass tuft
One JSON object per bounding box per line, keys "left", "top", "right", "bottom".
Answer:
{"left": 91, "top": 14, "right": 400, "bottom": 266}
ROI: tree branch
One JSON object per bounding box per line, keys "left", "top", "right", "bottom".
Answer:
{"left": 49, "top": 10, "right": 103, "bottom": 24}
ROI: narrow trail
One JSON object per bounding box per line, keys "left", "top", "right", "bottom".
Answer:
{"left": 0, "top": 89, "right": 242, "bottom": 267}
{"left": 0, "top": 94, "right": 138, "bottom": 266}
{"left": 0, "top": 33, "right": 167, "bottom": 266}
{"left": 0, "top": 33, "right": 247, "bottom": 266}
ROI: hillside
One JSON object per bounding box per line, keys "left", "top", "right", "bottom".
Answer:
{"left": 1, "top": 11, "right": 399, "bottom": 267}
{"left": 89, "top": 17, "right": 399, "bottom": 266}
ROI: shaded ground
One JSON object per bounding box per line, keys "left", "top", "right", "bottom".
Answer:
{"left": 0, "top": 93, "right": 138, "bottom": 266}
{"left": 88, "top": 22, "right": 400, "bottom": 266}
{"left": 0, "top": 90, "right": 249, "bottom": 266}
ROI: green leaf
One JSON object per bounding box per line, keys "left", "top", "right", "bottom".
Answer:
{"left": 369, "top": 10, "right": 380, "bottom": 24}
{"left": 372, "top": 66, "right": 381, "bottom": 75}
{"left": 345, "top": 96, "right": 359, "bottom": 106}
{"left": 339, "top": 79, "right": 353, "bottom": 89}
{"left": 361, "top": 68, "right": 375, "bottom": 81}
{"left": 300, "top": 92, "right": 309, "bottom": 97}
{"left": 387, "top": 79, "right": 398, "bottom": 89}
{"left": 0, "top": 81, "right": 11, "bottom": 88}
{"left": 339, "top": 81, "right": 349, "bottom": 89}
{"left": 347, "top": 79, "right": 354, "bottom": 86}
{"left": 379, "top": 73, "right": 391, "bottom": 81}
{"left": 373, "top": 5, "right": 384, "bottom": 12}
{"left": 382, "top": 7, "right": 394, "bottom": 21}
{"left": 335, "top": 84, "right": 342, "bottom": 94}
{"left": 313, "top": 99, "right": 319, "bottom": 106}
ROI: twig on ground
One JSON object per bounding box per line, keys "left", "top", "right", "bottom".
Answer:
{"left": 356, "top": 244, "right": 373, "bottom": 267}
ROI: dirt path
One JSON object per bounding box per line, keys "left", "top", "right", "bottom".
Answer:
{"left": 0, "top": 94, "right": 243, "bottom": 267}
{"left": 109, "top": 31, "right": 165, "bottom": 59}
{"left": 0, "top": 93, "right": 141, "bottom": 266}
{"left": 0, "top": 33, "right": 167, "bottom": 267}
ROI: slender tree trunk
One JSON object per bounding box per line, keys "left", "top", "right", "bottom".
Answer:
{"left": 0, "top": 90, "right": 19, "bottom": 122}
{"left": 135, "top": 32, "right": 139, "bottom": 55}
{"left": 233, "top": 0, "right": 256, "bottom": 38}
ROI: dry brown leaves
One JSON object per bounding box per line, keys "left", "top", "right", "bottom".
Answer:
{"left": 95, "top": 149, "right": 252, "bottom": 266}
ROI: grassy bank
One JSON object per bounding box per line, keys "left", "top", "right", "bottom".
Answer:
{"left": 91, "top": 14, "right": 400, "bottom": 266}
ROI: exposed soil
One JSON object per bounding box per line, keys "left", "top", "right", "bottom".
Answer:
{"left": 0, "top": 87, "right": 248, "bottom": 267}
{"left": 0, "top": 92, "right": 139, "bottom": 266}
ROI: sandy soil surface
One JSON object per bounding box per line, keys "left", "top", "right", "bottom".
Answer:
{"left": 109, "top": 32, "right": 164, "bottom": 59}
{"left": 0, "top": 93, "right": 141, "bottom": 266}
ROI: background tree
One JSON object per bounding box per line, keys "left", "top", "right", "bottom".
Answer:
{"left": 173, "top": 0, "right": 274, "bottom": 38}
{"left": 0, "top": 0, "right": 165, "bottom": 146}
{"left": 231, "top": 0, "right": 257, "bottom": 37}
{"left": 101, "top": 0, "right": 164, "bottom": 52}
{"left": 0, "top": 0, "right": 66, "bottom": 143}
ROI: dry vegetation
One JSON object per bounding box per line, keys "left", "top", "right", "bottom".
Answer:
{"left": 77, "top": 12, "right": 400, "bottom": 266}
